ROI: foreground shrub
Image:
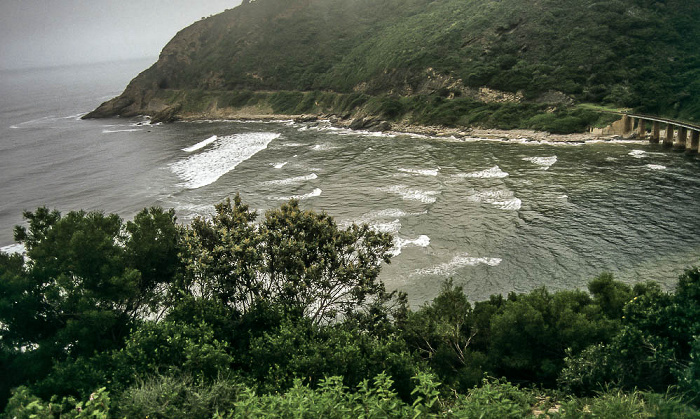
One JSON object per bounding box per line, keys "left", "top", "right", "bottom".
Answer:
{"left": 450, "top": 378, "right": 535, "bottom": 418}
{"left": 116, "top": 375, "right": 241, "bottom": 419}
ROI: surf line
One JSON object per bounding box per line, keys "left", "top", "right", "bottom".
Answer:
{"left": 183, "top": 135, "right": 218, "bottom": 152}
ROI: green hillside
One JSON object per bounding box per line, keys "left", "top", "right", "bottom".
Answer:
{"left": 87, "top": 0, "right": 700, "bottom": 130}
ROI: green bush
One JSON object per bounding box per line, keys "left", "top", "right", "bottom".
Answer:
{"left": 116, "top": 375, "right": 241, "bottom": 419}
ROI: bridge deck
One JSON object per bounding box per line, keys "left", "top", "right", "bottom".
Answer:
{"left": 617, "top": 112, "right": 700, "bottom": 132}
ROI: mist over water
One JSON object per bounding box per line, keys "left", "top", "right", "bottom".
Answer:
{"left": 2, "top": 61, "right": 700, "bottom": 305}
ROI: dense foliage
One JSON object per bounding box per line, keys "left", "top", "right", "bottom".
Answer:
{"left": 94, "top": 0, "right": 700, "bottom": 127}
{"left": 1, "top": 198, "right": 700, "bottom": 417}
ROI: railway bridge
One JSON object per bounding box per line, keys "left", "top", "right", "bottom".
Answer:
{"left": 616, "top": 113, "right": 700, "bottom": 152}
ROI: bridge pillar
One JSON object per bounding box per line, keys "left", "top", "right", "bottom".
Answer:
{"left": 622, "top": 115, "right": 633, "bottom": 136}
{"left": 651, "top": 121, "right": 660, "bottom": 143}
{"left": 637, "top": 119, "right": 646, "bottom": 139}
{"left": 676, "top": 127, "right": 688, "bottom": 150}
{"left": 691, "top": 130, "right": 700, "bottom": 153}
{"left": 664, "top": 124, "right": 675, "bottom": 147}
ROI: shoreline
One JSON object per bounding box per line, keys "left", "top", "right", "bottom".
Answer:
{"left": 176, "top": 112, "right": 626, "bottom": 144}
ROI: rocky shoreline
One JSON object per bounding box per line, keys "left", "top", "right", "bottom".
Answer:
{"left": 177, "top": 112, "right": 623, "bottom": 144}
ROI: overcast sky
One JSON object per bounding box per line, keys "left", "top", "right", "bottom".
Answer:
{"left": 0, "top": 0, "right": 242, "bottom": 70}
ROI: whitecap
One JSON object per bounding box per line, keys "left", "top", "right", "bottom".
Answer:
{"left": 381, "top": 185, "right": 440, "bottom": 204}
{"left": 414, "top": 253, "right": 502, "bottom": 276}
{"left": 370, "top": 219, "right": 402, "bottom": 235}
{"left": 271, "top": 162, "right": 288, "bottom": 169}
{"left": 467, "top": 189, "right": 522, "bottom": 211}
{"left": 358, "top": 208, "right": 409, "bottom": 222}
{"left": 646, "top": 164, "right": 666, "bottom": 170}
{"left": 456, "top": 165, "right": 509, "bottom": 179}
{"left": 523, "top": 156, "right": 558, "bottom": 170}
{"left": 629, "top": 150, "right": 647, "bottom": 159}
{"left": 62, "top": 112, "right": 88, "bottom": 120}
{"left": 183, "top": 135, "right": 217, "bottom": 152}
{"left": 312, "top": 143, "right": 338, "bottom": 151}
{"left": 390, "top": 235, "right": 431, "bottom": 257}
{"left": 398, "top": 168, "right": 440, "bottom": 177}
{"left": 276, "top": 188, "right": 322, "bottom": 200}
{"left": 263, "top": 173, "right": 318, "bottom": 186}
{"left": 170, "top": 132, "right": 279, "bottom": 189}
{"left": 102, "top": 129, "right": 143, "bottom": 133}
{"left": 0, "top": 243, "right": 25, "bottom": 255}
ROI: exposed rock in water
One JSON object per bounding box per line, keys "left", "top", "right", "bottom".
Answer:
{"left": 294, "top": 115, "right": 319, "bottom": 123}
{"left": 349, "top": 117, "right": 392, "bottom": 132}
{"left": 151, "top": 104, "right": 183, "bottom": 123}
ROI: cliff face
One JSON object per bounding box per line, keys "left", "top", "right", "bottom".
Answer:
{"left": 85, "top": 0, "right": 700, "bottom": 124}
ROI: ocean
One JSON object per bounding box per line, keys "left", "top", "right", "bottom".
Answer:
{"left": 2, "top": 59, "right": 700, "bottom": 305}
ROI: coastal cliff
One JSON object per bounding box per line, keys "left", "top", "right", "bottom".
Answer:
{"left": 86, "top": 0, "right": 700, "bottom": 132}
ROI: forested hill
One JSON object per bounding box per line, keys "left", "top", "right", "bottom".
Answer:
{"left": 86, "top": 0, "right": 700, "bottom": 129}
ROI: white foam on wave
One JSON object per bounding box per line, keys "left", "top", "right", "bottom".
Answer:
{"left": 263, "top": 173, "right": 318, "bottom": 186}
{"left": 170, "top": 132, "right": 279, "bottom": 189}
{"left": 63, "top": 112, "right": 88, "bottom": 120}
{"left": 390, "top": 235, "right": 431, "bottom": 257}
{"left": 183, "top": 135, "right": 217, "bottom": 152}
{"left": 381, "top": 185, "right": 440, "bottom": 204}
{"left": 398, "top": 168, "right": 439, "bottom": 177}
{"left": 271, "top": 162, "right": 288, "bottom": 169}
{"left": 1, "top": 243, "right": 25, "bottom": 255}
{"left": 414, "top": 253, "right": 502, "bottom": 276}
{"left": 456, "top": 165, "right": 509, "bottom": 179}
{"left": 523, "top": 156, "right": 558, "bottom": 170}
{"left": 646, "top": 164, "right": 666, "bottom": 170}
{"left": 629, "top": 150, "right": 647, "bottom": 158}
{"left": 312, "top": 143, "right": 339, "bottom": 151}
{"left": 102, "top": 129, "right": 143, "bottom": 134}
{"left": 358, "top": 208, "right": 409, "bottom": 223}
{"left": 370, "top": 219, "right": 402, "bottom": 235}
{"left": 467, "top": 189, "right": 522, "bottom": 210}
{"left": 309, "top": 123, "right": 397, "bottom": 139}
{"left": 276, "top": 188, "right": 322, "bottom": 200}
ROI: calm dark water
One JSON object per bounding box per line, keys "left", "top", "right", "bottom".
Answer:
{"left": 2, "top": 60, "right": 700, "bottom": 305}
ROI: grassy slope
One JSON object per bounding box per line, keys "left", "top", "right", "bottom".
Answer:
{"left": 112, "top": 0, "right": 700, "bottom": 126}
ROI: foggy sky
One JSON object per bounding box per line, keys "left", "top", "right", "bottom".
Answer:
{"left": 0, "top": 0, "right": 242, "bottom": 70}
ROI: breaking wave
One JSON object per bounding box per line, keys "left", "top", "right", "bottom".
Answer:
{"left": 170, "top": 132, "right": 279, "bottom": 189}
{"left": 414, "top": 253, "right": 502, "bottom": 276}
{"left": 398, "top": 168, "right": 439, "bottom": 177}
{"left": 466, "top": 189, "right": 522, "bottom": 210}
{"left": 456, "top": 165, "right": 509, "bottom": 179}
{"left": 263, "top": 173, "right": 318, "bottom": 186}
{"left": 183, "top": 135, "right": 217, "bottom": 152}
{"left": 381, "top": 185, "right": 441, "bottom": 204}
{"left": 390, "top": 234, "right": 431, "bottom": 257}
{"left": 275, "top": 188, "right": 323, "bottom": 200}
{"left": 523, "top": 156, "right": 558, "bottom": 170}
{"left": 646, "top": 164, "right": 666, "bottom": 170}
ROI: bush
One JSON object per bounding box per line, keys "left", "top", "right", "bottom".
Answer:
{"left": 116, "top": 375, "right": 241, "bottom": 419}
{"left": 450, "top": 378, "right": 535, "bottom": 418}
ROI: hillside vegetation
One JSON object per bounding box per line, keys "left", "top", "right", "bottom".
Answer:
{"left": 86, "top": 0, "right": 700, "bottom": 131}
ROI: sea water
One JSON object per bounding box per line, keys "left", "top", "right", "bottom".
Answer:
{"left": 2, "top": 60, "right": 700, "bottom": 305}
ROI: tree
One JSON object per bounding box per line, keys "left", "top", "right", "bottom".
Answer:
{"left": 0, "top": 206, "right": 181, "bottom": 403}
{"left": 401, "top": 280, "right": 485, "bottom": 392}
{"left": 180, "top": 195, "right": 394, "bottom": 324}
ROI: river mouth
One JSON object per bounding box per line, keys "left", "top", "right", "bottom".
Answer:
{"left": 3, "top": 99, "right": 700, "bottom": 306}
{"left": 155, "top": 120, "right": 700, "bottom": 305}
